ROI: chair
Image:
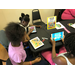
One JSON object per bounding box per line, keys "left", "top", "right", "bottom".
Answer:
{"left": 0, "top": 30, "right": 9, "bottom": 65}
{"left": 0, "top": 43, "right": 9, "bottom": 65}
{"left": 32, "top": 9, "right": 45, "bottom": 25}
{"left": 0, "top": 59, "right": 7, "bottom": 65}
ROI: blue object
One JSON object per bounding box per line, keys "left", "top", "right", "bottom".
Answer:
{"left": 25, "top": 46, "right": 30, "bottom": 49}
{"left": 0, "top": 30, "right": 9, "bottom": 49}
{"left": 51, "top": 31, "right": 64, "bottom": 41}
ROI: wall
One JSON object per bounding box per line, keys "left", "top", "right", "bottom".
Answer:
{"left": 39, "top": 9, "right": 55, "bottom": 23}
{"left": 0, "top": 9, "right": 55, "bottom": 30}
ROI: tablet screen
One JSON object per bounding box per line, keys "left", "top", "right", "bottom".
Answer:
{"left": 51, "top": 31, "right": 64, "bottom": 41}
{"left": 28, "top": 26, "right": 36, "bottom": 33}
{"left": 29, "top": 37, "right": 44, "bottom": 49}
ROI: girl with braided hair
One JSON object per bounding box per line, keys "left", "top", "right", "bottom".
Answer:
{"left": 19, "top": 13, "right": 41, "bottom": 43}
{"left": 42, "top": 33, "right": 75, "bottom": 65}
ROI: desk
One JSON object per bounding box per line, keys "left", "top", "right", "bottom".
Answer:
{"left": 60, "top": 19, "right": 75, "bottom": 32}
{"left": 29, "top": 19, "right": 75, "bottom": 53}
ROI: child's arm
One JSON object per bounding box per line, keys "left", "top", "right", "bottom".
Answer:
{"left": 23, "top": 35, "right": 30, "bottom": 44}
{"left": 50, "top": 38, "right": 67, "bottom": 65}
{"left": 23, "top": 29, "right": 34, "bottom": 43}
{"left": 25, "top": 34, "right": 30, "bottom": 40}
{"left": 27, "top": 29, "right": 34, "bottom": 35}
{"left": 61, "top": 35, "right": 65, "bottom": 44}
{"left": 50, "top": 38, "right": 57, "bottom": 59}
{"left": 17, "top": 57, "right": 41, "bottom": 65}
{"left": 22, "top": 33, "right": 30, "bottom": 43}
{"left": 29, "top": 24, "right": 42, "bottom": 28}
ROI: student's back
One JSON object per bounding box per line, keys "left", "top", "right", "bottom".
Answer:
{"left": 61, "top": 9, "right": 75, "bottom": 20}
{"left": 57, "top": 52, "right": 75, "bottom": 65}
{"left": 8, "top": 42, "right": 27, "bottom": 65}
{"left": 42, "top": 33, "right": 75, "bottom": 65}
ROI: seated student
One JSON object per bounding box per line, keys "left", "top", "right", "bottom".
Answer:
{"left": 19, "top": 13, "right": 42, "bottom": 46}
{"left": 19, "top": 13, "right": 41, "bottom": 56}
{"left": 61, "top": 9, "right": 75, "bottom": 20}
{"left": 5, "top": 22, "right": 48, "bottom": 65}
{"left": 42, "top": 33, "right": 75, "bottom": 65}
{"left": 19, "top": 13, "right": 41, "bottom": 34}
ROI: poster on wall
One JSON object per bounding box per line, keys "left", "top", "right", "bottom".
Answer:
{"left": 47, "top": 16, "right": 56, "bottom": 30}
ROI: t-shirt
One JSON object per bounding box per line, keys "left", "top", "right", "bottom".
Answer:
{"left": 61, "top": 9, "right": 75, "bottom": 20}
{"left": 20, "top": 24, "right": 29, "bottom": 32}
{"left": 8, "top": 42, "right": 27, "bottom": 65}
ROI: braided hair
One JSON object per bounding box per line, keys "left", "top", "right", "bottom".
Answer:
{"left": 19, "top": 13, "right": 30, "bottom": 22}
{"left": 64, "top": 32, "right": 75, "bottom": 56}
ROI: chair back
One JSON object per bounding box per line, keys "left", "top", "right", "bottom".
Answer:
{"left": 32, "top": 9, "right": 42, "bottom": 23}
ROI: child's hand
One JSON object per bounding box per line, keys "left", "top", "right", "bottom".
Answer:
{"left": 34, "top": 57, "right": 41, "bottom": 63}
{"left": 38, "top": 25, "right": 42, "bottom": 28}
{"left": 27, "top": 28, "right": 34, "bottom": 35}
{"left": 29, "top": 29, "right": 34, "bottom": 33}
{"left": 36, "top": 25, "right": 42, "bottom": 28}
{"left": 61, "top": 35, "right": 65, "bottom": 44}
{"left": 50, "top": 38, "right": 56, "bottom": 45}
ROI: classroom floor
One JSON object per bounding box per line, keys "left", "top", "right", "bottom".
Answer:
{"left": 0, "top": 44, "right": 9, "bottom": 65}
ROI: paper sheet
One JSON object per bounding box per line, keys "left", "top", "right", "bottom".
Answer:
{"left": 56, "top": 22, "right": 65, "bottom": 29}
{"left": 70, "top": 24, "right": 75, "bottom": 28}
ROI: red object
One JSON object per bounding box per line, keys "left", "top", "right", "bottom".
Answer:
{"left": 30, "top": 61, "right": 32, "bottom": 65}
{"left": 42, "top": 39, "right": 45, "bottom": 42}
{"left": 61, "top": 9, "right": 75, "bottom": 20}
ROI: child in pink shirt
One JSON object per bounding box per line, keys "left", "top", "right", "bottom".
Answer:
{"left": 8, "top": 42, "right": 27, "bottom": 65}
{"left": 61, "top": 9, "right": 75, "bottom": 20}
{"left": 5, "top": 22, "right": 48, "bottom": 65}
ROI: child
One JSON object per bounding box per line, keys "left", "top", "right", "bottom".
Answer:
{"left": 19, "top": 13, "right": 41, "bottom": 30}
{"left": 5, "top": 22, "right": 48, "bottom": 65}
{"left": 42, "top": 33, "right": 75, "bottom": 65}
{"left": 19, "top": 13, "right": 42, "bottom": 47}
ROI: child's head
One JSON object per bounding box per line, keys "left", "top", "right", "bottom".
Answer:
{"left": 19, "top": 13, "right": 30, "bottom": 27}
{"left": 5, "top": 22, "right": 26, "bottom": 45}
{"left": 64, "top": 33, "right": 75, "bottom": 56}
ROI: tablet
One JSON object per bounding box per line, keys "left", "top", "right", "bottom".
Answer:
{"left": 51, "top": 31, "right": 64, "bottom": 41}
{"left": 29, "top": 37, "right": 44, "bottom": 49}
{"left": 28, "top": 26, "right": 36, "bottom": 33}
